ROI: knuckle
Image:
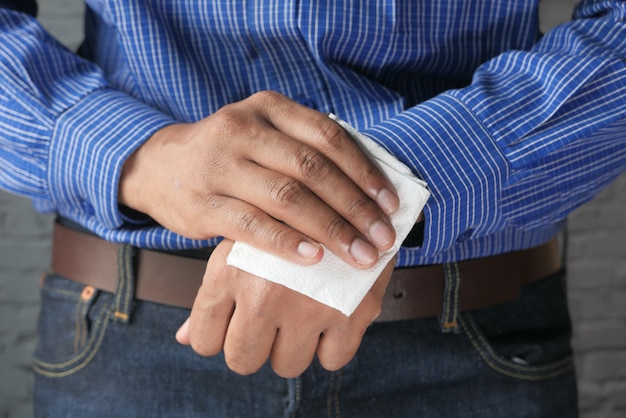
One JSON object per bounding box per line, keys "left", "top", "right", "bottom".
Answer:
{"left": 316, "top": 121, "right": 347, "bottom": 152}
{"left": 211, "top": 107, "right": 256, "bottom": 140}
{"left": 325, "top": 217, "right": 348, "bottom": 242}
{"left": 249, "top": 90, "right": 283, "bottom": 108}
{"left": 359, "top": 164, "right": 379, "bottom": 185}
{"left": 346, "top": 196, "right": 372, "bottom": 218}
{"left": 212, "top": 109, "right": 242, "bottom": 134}
{"left": 268, "top": 228, "right": 295, "bottom": 252}
{"left": 205, "top": 193, "right": 226, "bottom": 211}
{"left": 235, "top": 210, "right": 264, "bottom": 234}
{"left": 267, "top": 177, "right": 307, "bottom": 210}
{"left": 294, "top": 148, "right": 330, "bottom": 181}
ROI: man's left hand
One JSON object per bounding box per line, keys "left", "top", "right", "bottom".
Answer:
{"left": 175, "top": 238, "right": 395, "bottom": 378}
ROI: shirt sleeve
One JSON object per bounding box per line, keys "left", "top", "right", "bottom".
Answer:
{"left": 364, "top": 0, "right": 626, "bottom": 256}
{"left": 0, "top": 7, "right": 176, "bottom": 229}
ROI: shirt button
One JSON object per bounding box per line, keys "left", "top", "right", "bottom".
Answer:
{"left": 81, "top": 201, "right": 95, "bottom": 216}
{"left": 456, "top": 229, "right": 474, "bottom": 242}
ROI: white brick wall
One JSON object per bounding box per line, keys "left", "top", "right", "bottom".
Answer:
{"left": 568, "top": 174, "right": 626, "bottom": 418}
{"left": 0, "top": 5, "right": 83, "bottom": 417}
{"left": 0, "top": 193, "right": 53, "bottom": 417}
{"left": 1, "top": 1, "right": 625, "bottom": 417}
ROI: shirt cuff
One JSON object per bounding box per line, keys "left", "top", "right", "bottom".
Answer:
{"left": 49, "top": 88, "right": 177, "bottom": 229}
{"left": 364, "top": 93, "right": 510, "bottom": 256}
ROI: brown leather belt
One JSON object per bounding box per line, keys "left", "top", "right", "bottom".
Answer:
{"left": 50, "top": 223, "right": 561, "bottom": 322}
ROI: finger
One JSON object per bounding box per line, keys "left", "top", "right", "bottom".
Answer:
{"left": 316, "top": 257, "right": 396, "bottom": 371}
{"left": 175, "top": 317, "right": 191, "bottom": 345}
{"left": 197, "top": 193, "right": 324, "bottom": 265}
{"left": 222, "top": 308, "right": 277, "bottom": 376}
{"left": 316, "top": 326, "right": 364, "bottom": 372}
{"left": 237, "top": 134, "right": 397, "bottom": 253}
{"left": 186, "top": 252, "right": 237, "bottom": 357}
{"left": 220, "top": 162, "right": 387, "bottom": 268}
{"left": 187, "top": 294, "right": 234, "bottom": 357}
{"left": 269, "top": 326, "right": 319, "bottom": 378}
{"left": 250, "top": 91, "right": 400, "bottom": 215}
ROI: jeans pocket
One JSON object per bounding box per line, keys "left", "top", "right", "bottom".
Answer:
{"left": 33, "top": 274, "right": 113, "bottom": 378}
{"left": 459, "top": 271, "right": 575, "bottom": 381}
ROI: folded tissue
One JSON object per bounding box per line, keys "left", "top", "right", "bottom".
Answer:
{"left": 226, "top": 114, "right": 430, "bottom": 316}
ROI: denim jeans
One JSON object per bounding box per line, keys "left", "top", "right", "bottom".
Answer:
{"left": 33, "top": 259, "right": 577, "bottom": 417}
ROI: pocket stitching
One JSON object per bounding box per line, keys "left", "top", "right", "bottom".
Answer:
{"left": 460, "top": 313, "right": 574, "bottom": 381}
{"left": 33, "top": 303, "right": 113, "bottom": 378}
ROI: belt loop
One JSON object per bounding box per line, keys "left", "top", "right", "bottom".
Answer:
{"left": 113, "top": 244, "right": 136, "bottom": 324}
{"left": 440, "top": 262, "right": 462, "bottom": 334}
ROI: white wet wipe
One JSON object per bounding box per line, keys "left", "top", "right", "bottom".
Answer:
{"left": 227, "top": 114, "right": 430, "bottom": 316}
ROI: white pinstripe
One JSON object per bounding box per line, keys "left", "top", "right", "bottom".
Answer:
{"left": 1, "top": 0, "right": 625, "bottom": 265}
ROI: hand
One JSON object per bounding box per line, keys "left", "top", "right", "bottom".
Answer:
{"left": 175, "top": 239, "right": 396, "bottom": 378}
{"left": 120, "top": 91, "right": 399, "bottom": 268}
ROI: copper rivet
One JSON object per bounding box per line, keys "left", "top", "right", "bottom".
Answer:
{"left": 81, "top": 286, "right": 95, "bottom": 300}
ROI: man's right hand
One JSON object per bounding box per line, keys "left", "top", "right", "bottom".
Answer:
{"left": 119, "top": 91, "right": 399, "bottom": 268}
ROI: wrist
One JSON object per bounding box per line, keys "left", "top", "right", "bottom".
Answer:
{"left": 49, "top": 88, "right": 176, "bottom": 229}
{"left": 118, "top": 123, "right": 175, "bottom": 216}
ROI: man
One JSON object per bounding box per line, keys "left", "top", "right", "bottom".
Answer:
{"left": 1, "top": 0, "right": 625, "bottom": 416}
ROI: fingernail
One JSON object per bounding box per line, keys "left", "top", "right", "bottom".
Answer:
{"left": 377, "top": 188, "right": 399, "bottom": 215}
{"left": 369, "top": 219, "right": 394, "bottom": 248}
{"left": 297, "top": 241, "right": 321, "bottom": 260}
{"left": 349, "top": 238, "right": 377, "bottom": 265}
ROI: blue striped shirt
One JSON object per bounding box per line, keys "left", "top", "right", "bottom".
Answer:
{"left": 1, "top": 0, "right": 625, "bottom": 266}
